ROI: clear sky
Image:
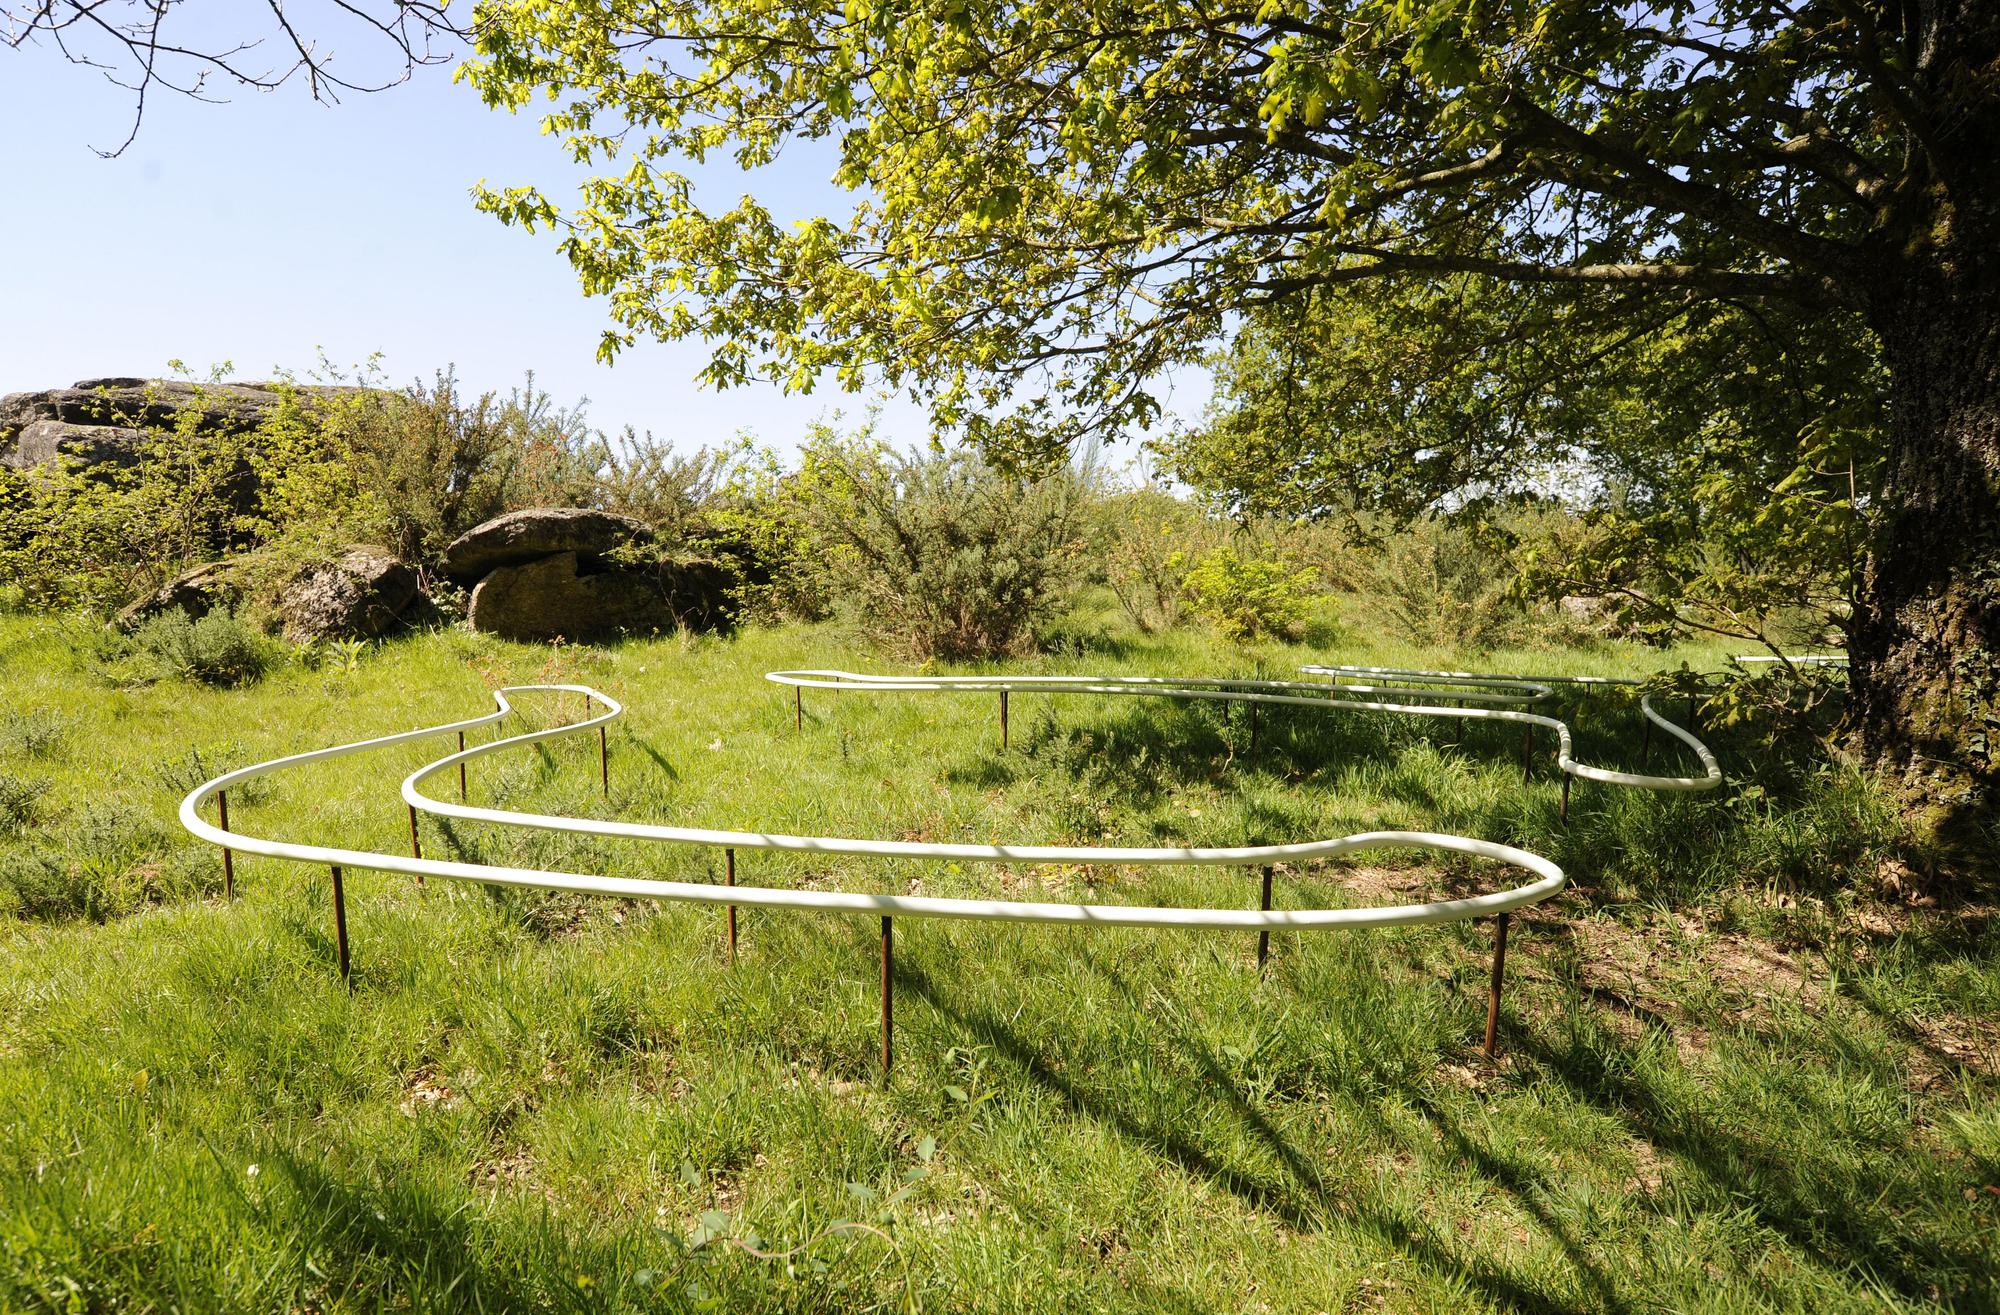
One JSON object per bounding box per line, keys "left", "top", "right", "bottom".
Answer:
{"left": 0, "top": 17, "right": 1210, "bottom": 461}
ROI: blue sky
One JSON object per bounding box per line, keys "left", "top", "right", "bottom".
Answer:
{"left": 0, "top": 19, "right": 1209, "bottom": 460}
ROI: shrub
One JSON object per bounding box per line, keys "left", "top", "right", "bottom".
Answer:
{"left": 310, "top": 371, "right": 729, "bottom": 570}
{"left": 1100, "top": 487, "right": 1215, "bottom": 633}
{"left": 0, "top": 802, "right": 199, "bottom": 922}
{"left": 0, "top": 380, "right": 266, "bottom": 611}
{"left": 1177, "top": 546, "right": 1320, "bottom": 642}
{"left": 275, "top": 371, "right": 581, "bottom": 570}
{"left": 705, "top": 438, "right": 844, "bottom": 624}
{"left": 1367, "top": 517, "right": 1523, "bottom": 650}
{"left": 808, "top": 445, "right": 1089, "bottom": 661}
{"left": 0, "top": 709, "right": 70, "bottom": 758}
{"left": 134, "top": 608, "right": 271, "bottom": 686}
{"left": 0, "top": 366, "right": 737, "bottom": 620}
{"left": 0, "top": 772, "right": 44, "bottom": 833}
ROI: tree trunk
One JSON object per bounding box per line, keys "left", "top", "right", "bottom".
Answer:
{"left": 1851, "top": 7, "right": 2000, "bottom": 855}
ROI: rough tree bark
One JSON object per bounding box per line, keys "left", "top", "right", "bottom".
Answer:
{"left": 1850, "top": 0, "right": 2000, "bottom": 852}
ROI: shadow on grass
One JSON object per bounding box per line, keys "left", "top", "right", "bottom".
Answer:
{"left": 898, "top": 956, "right": 1628, "bottom": 1315}
{"left": 897, "top": 931, "right": 1993, "bottom": 1313}
{"left": 623, "top": 734, "right": 682, "bottom": 783}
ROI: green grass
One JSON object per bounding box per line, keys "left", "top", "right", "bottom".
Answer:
{"left": 0, "top": 607, "right": 1994, "bottom": 1312}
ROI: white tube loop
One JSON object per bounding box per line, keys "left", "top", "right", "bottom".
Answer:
{"left": 770, "top": 666, "right": 1724, "bottom": 793}
{"left": 181, "top": 683, "right": 1566, "bottom": 930}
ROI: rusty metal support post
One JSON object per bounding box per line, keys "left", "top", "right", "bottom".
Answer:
{"left": 1249, "top": 700, "right": 1259, "bottom": 754}
{"left": 999, "top": 690, "right": 1010, "bottom": 750}
{"left": 407, "top": 803, "right": 424, "bottom": 885}
{"left": 1256, "top": 864, "right": 1274, "bottom": 970}
{"left": 1687, "top": 693, "right": 1697, "bottom": 731}
{"left": 1520, "top": 726, "right": 1533, "bottom": 781}
{"left": 1640, "top": 715, "right": 1652, "bottom": 766}
{"left": 879, "top": 916, "right": 894, "bottom": 1076}
{"left": 1483, "top": 912, "right": 1511, "bottom": 1059}
{"left": 217, "top": 790, "right": 235, "bottom": 900}
{"left": 724, "top": 847, "right": 738, "bottom": 964}
{"left": 330, "top": 864, "right": 352, "bottom": 986}
{"left": 1559, "top": 773, "right": 1571, "bottom": 826}
{"left": 577, "top": 692, "right": 608, "bottom": 795}
{"left": 795, "top": 686, "right": 803, "bottom": 732}
{"left": 457, "top": 730, "right": 467, "bottom": 800}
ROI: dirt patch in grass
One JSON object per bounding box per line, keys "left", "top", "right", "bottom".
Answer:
{"left": 398, "top": 1064, "right": 460, "bottom": 1116}
{"left": 1534, "top": 912, "right": 1824, "bottom": 1061}
{"left": 1624, "top": 1136, "right": 1669, "bottom": 1196}
{"left": 470, "top": 1146, "right": 538, "bottom": 1192}
{"left": 1531, "top": 903, "right": 2000, "bottom": 1088}
{"left": 1314, "top": 865, "right": 1435, "bottom": 902}
{"left": 1902, "top": 1012, "right": 2000, "bottom": 1089}
{"left": 1285, "top": 862, "right": 1489, "bottom": 906}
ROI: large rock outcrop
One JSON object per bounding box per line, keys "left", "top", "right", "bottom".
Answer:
{"left": 0, "top": 377, "right": 379, "bottom": 471}
{"left": 113, "top": 546, "right": 425, "bottom": 641}
{"left": 114, "top": 559, "right": 254, "bottom": 631}
{"left": 6, "top": 420, "right": 149, "bottom": 471}
{"left": 465, "top": 550, "right": 731, "bottom": 642}
{"left": 442, "top": 507, "right": 653, "bottom": 583}
{"left": 279, "top": 547, "right": 423, "bottom": 642}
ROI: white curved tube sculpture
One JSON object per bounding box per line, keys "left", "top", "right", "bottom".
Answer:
{"left": 767, "top": 666, "right": 1724, "bottom": 794}
{"left": 181, "top": 683, "right": 1565, "bottom": 930}
{"left": 178, "top": 678, "right": 1588, "bottom": 1067}
{"left": 179, "top": 657, "right": 1835, "bottom": 1070}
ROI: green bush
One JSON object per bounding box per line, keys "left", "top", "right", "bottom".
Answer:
{"left": 0, "top": 368, "right": 738, "bottom": 620}
{"left": 1177, "top": 546, "right": 1320, "bottom": 642}
{"left": 706, "top": 437, "right": 845, "bottom": 624}
{"left": 273, "top": 370, "right": 729, "bottom": 573}
{"left": 808, "top": 445, "right": 1089, "bottom": 661}
{"left": 134, "top": 608, "right": 271, "bottom": 687}
{"left": 0, "top": 801, "right": 203, "bottom": 922}
{"left": 0, "top": 709, "right": 69, "bottom": 758}
{"left": 1367, "top": 516, "right": 1523, "bottom": 650}
{"left": 0, "top": 380, "right": 266, "bottom": 611}
{"left": 0, "top": 772, "right": 44, "bottom": 833}
{"left": 1099, "top": 487, "right": 1216, "bottom": 633}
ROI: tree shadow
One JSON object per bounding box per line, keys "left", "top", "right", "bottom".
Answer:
{"left": 1518, "top": 1019, "right": 1993, "bottom": 1307}
{"left": 622, "top": 734, "right": 681, "bottom": 783}
{"left": 896, "top": 927, "right": 1989, "bottom": 1312}
{"left": 898, "top": 955, "right": 1626, "bottom": 1314}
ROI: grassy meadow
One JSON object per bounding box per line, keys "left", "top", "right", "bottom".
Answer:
{"left": 0, "top": 603, "right": 1995, "bottom": 1312}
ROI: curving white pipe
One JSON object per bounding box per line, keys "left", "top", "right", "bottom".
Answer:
{"left": 768, "top": 666, "right": 1724, "bottom": 793}
{"left": 180, "top": 684, "right": 1567, "bottom": 930}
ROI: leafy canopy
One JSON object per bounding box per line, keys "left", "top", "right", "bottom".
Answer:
{"left": 1160, "top": 275, "right": 1885, "bottom": 647}
{"left": 460, "top": 0, "right": 1903, "bottom": 460}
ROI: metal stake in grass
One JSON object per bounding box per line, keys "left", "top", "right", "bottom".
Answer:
{"left": 794, "top": 685, "right": 803, "bottom": 732}
{"left": 1483, "top": 912, "right": 1511, "bottom": 1059}
{"left": 1520, "top": 726, "right": 1533, "bottom": 781}
{"left": 457, "top": 730, "right": 467, "bottom": 800}
{"left": 217, "top": 789, "right": 235, "bottom": 899}
{"left": 1559, "top": 774, "right": 1571, "bottom": 825}
{"left": 407, "top": 803, "right": 425, "bottom": 885}
{"left": 999, "top": 689, "right": 1010, "bottom": 750}
{"left": 589, "top": 694, "right": 608, "bottom": 795}
{"left": 725, "top": 847, "right": 738, "bottom": 964}
{"left": 1256, "top": 864, "right": 1275, "bottom": 970}
{"left": 880, "top": 916, "right": 894, "bottom": 1076}
{"left": 330, "top": 864, "right": 352, "bottom": 987}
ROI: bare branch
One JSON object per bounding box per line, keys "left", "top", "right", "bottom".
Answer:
{"left": 1, "top": 0, "right": 468, "bottom": 155}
